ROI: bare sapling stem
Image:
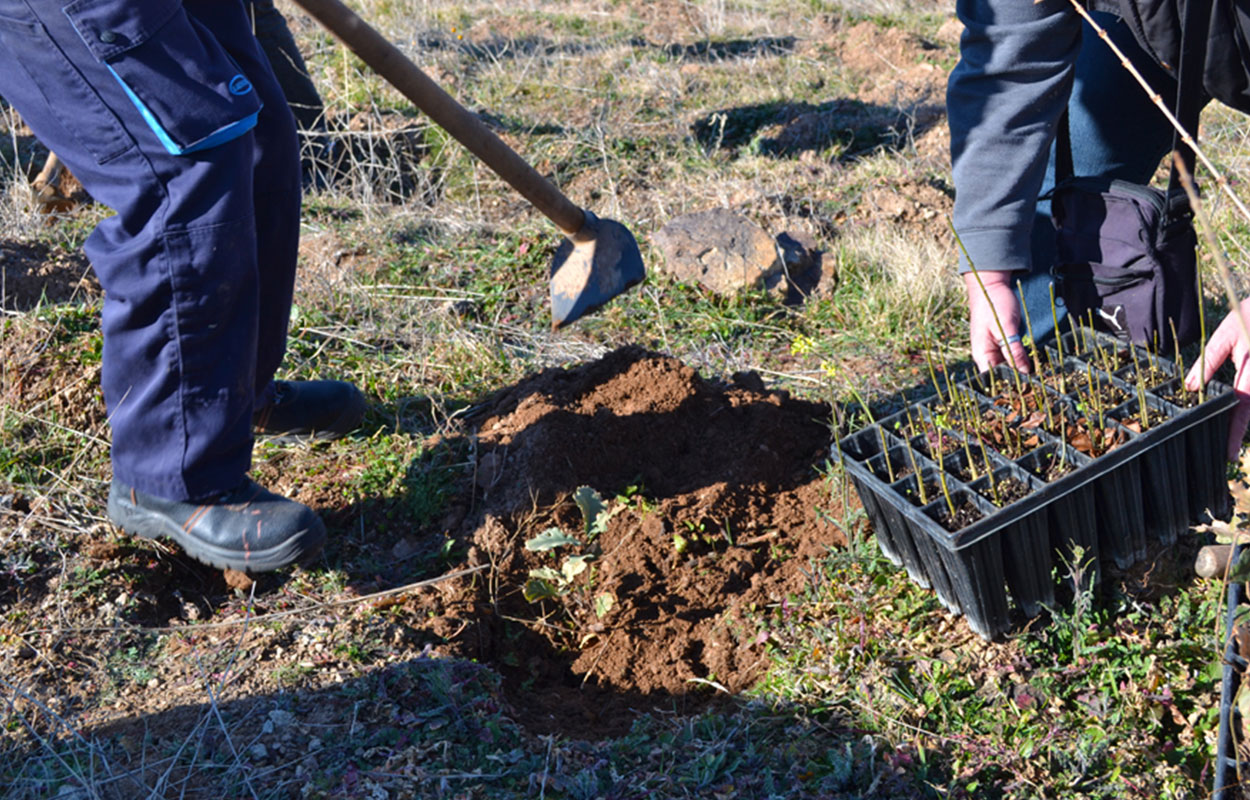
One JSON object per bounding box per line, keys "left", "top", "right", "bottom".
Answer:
{"left": 923, "top": 410, "right": 941, "bottom": 460}
{"left": 1130, "top": 347, "right": 1151, "bottom": 431}
{"left": 1050, "top": 282, "right": 1067, "bottom": 369}
{"left": 921, "top": 326, "right": 949, "bottom": 408}
{"left": 1018, "top": 279, "right": 1042, "bottom": 371}
{"left": 832, "top": 403, "right": 853, "bottom": 509}
{"left": 844, "top": 382, "right": 895, "bottom": 482}
{"left": 1169, "top": 317, "right": 1188, "bottom": 394}
{"left": 903, "top": 437, "right": 928, "bottom": 505}
{"left": 937, "top": 465, "right": 958, "bottom": 519}
{"left": 962, "top": 428, "right": 980, "bottom": 481}
{"left": 1085, "top": 363, "right": 1105, "bottom": 431}
{"left": 951, "top": 220, "right": 1025, "bottom": 399}
{"left": 1017, "top": 280, "right": 1056, "bottom": 430}
{"left": 1175, "top": 155, "right": 1245, "bottom": 406}
{"left": 979, "top": 436, "right": 998, "bottom": 497}
{"left": 1067, "top": 0, "right": 1250, "bottom": 231}
{"left": 878, "top": 427, "right": 895, "bottom": 483}
{"left": 1059, "top": 417, "right": 1070, "bottom": 473}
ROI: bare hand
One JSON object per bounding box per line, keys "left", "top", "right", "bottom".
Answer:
{"left": 963, "top": 271, "right": 1031, "bottom": 373}
{"left": 1185, "top": 298, "right": 1250, "bottom": 460}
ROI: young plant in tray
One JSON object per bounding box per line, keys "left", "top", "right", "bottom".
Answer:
{"left": 902, "top": 435, "right": 929, "bottom": 505}
{"left": 1122, "top": 348, "right": 1158, "bottom": 433}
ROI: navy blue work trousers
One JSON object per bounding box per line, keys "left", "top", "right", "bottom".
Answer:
{"left": 0, "top": 0, "right": 300, "bottom": 501}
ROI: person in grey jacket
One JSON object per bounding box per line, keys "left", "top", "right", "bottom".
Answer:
{"left": 948, "top": 0, "right": 1250, "bottom": 457}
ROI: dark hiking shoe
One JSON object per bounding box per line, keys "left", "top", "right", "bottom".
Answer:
{"left": 253, "top": 380, "right": 366, "bottom": 442}
{"left": 108, "top": 479, "right": 326, "bottom": 573}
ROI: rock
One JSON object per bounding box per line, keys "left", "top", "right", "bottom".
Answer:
{"left": 390, "top": 536, "right": 422, "bottom": 560}
{"left": 651, "top": 209, "right": 782, "bottom": 295}
{"left": 223, "top": 568, "right": 254, "bottom": 591}
{"left": 268, "top": 709, "right": 296, "bottom": 728}
{"left": 936, "top": 16, "right": 963, "bottom": 46}
{"left": 731, "top": 371, "right": 766, "bottom": 394}
{"left": 249, "top": 743, "right": 268, "bottom": 761}
{"left": 476, "top": 451, "right": 503, "bottom": 490}
{"left": 776, "top": 231, "right": 817, "bottom": 273}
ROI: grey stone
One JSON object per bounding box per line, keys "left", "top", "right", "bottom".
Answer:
{"left": 776, "top": 231, "right": 817, "bottom": 273}
{"left": 651, "top": 209, "right": 782, "bottom": 295}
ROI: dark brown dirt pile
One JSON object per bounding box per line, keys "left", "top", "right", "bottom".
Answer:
{"left": 418, "top": 345, "right": 843, "bottom": 734}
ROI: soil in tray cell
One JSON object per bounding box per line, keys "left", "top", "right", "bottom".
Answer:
{"left": 973, "top": 407, "right": 1044, "bottom": 460}
{"left": 868, "top": 450, "right": 914, "bottom": 483}
{"left": 990, "top": 383, "right": 1054, "bottom": 424}
{"left": 1060, "top": 370, "right": 1130, "bottom": 409}
{"left": 1065, "top": 331, "right": 1134, "bottom": 374}
{"left": 1110, "top": 401, "right": 1168, "bottom": 433}
{"left": 1155, "top": 379, "right": 1202, "bottom": 409}
{"left": 898, "top": 474, "right": 944, "bottom": 507}
{"left": 946, "top": 449, "right": 996, "bottom": 483}
{"left": 1117, "top": 360, "right": 1173, "bottom": 392}
{"left": 929, "top": 497, "right": 985, "bottom": 532}
{"left": 979, "top": 476, "right": 1030, "bottom": 508}
{"left": 1067, "top": 416, "right": 1128, "bottom": 458}
{"left": 912, "top": 428, "right": 962, "bottom": 460}
{"left": 1021, "top": 448, "right": 1078, "bottom": 483}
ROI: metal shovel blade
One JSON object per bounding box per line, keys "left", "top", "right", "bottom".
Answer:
{"left": 550, "top": 211, "right": 645, "bottom": 328}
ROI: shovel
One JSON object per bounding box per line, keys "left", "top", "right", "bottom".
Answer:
{"left": 287, "top": 0, "right": 645, "bottom": 328}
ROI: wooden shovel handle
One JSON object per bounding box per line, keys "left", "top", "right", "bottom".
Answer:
{"left": 288, "top": 0, "right": 586, "bottom": 236}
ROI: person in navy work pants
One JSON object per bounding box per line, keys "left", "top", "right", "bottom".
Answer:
{"left": 0, "top": 0, "right": 364, "bottom": 571}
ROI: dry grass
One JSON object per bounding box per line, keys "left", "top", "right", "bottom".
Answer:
{"left": 2, "top": 1, "right": 1248, "bottom": 797}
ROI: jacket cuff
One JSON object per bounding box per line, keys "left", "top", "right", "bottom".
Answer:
{"left": 954, "top": 227, "right": 1033, "bottom": 275}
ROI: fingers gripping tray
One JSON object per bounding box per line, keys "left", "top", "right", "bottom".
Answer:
{"left": 836, "top": 329, "right": 1236, "bottom": 639}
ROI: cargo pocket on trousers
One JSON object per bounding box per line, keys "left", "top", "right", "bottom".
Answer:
{"left": 63, "top": 0, "right": 262, "bottom": 155}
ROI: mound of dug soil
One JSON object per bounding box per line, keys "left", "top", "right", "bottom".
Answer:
{"left": 419, "top": 346, "right": 842, "bottom": 735}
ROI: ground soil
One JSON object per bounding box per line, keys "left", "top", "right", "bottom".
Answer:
{"left": 0, "top": 238, "right": 98, "bottom": 312}
{"left": 1, "top": 337, "right": 841, "bottom": 743}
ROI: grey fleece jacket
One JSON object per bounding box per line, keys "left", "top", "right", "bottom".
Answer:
{"left": 947, "top": 0, "right": 1082, "bottom": 274}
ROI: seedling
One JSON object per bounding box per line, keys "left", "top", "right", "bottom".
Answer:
{"left": 978, "top": 435, "right": 1000, "bottom": 503}
{"left": 952, "top": 222, "right": 1027, "bottom": 402}
{"left": 921, "top": 325, "right": 951, "bottom": 407}
{"left": 1129, "top": 348, "right": 1152, "bottom": 432}
{"left": 522, "top": 486, "right": 618, "bottom": 602}
{"left": 838, "top": 376, "right": 894, "bottom": 483}
{"left": 936, "top": 464, "right": 957, "bottom": 519}
{"left": 1017, "top": 280, "right": 1044, "bottom": 373}
{"left": 1050, "top": 282, "right": 1067, "bottom": 371}
{"left": 903, "top": 437, "right": 928, "bottom": 505}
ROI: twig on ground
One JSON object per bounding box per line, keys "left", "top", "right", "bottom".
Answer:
{"left": 1067, "top": 0, "right": 1250, "bottom": 227}
{"left": 15, "top": 564, "right": 489, "bottom": 636}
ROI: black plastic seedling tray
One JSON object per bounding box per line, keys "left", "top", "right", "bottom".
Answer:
{"left": 836, "top": 327, "right": 1237, "bottom": 638}
{"left": 1216, "top": 555, "right": 1247, "bottom": 800}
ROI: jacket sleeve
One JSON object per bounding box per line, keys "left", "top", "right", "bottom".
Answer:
{"left": 947, "top": 0, "right": 1082, "bottom": 273}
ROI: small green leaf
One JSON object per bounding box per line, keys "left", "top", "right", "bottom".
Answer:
{"left": 562, "top": 554, "right": 594, "bottom": 582}
{"left": 529, "top": 567, "right": 563, "bottom": 583}
{"left": 525, "top": 527, "right": 581, "bottom": 552}
{"left": 673, "top": 532, "right": 688, "bottom": 555}
{"left": 523, "top": 577, "right": 558, "bottom": 602}
{"left": 575, "top": 486, "right": 620, "bottom": 537}
{"left": 594, "top": 593, "right": 615, "bottom": 618}
{"left": 1238, "top": 684, "right": 1250, "bottom": 727}
{"left": 1231, "top": 549, "right": 1250, "bottom": 584}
